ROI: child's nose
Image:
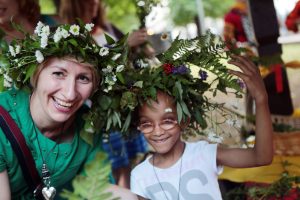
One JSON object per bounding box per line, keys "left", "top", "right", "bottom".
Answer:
{"left": 152, "top": 124, "right": 164, "bottom": 136}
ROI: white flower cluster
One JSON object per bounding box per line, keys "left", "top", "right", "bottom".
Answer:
{"left": 102, "top": 62, "right": 125, "bottom": 92}
{"left": 54, "top": 27, "right": 70, "bottom": 43}
{"left": 9, "top": 45, "right": 21, "bottom": 57}
{"left": 3, "top": 73, "right": 13, "bottom": 88}
{"left": 31, "top": 22, "right": 97, "bottom": 64}
{"left": 206, "top": 129, "right": 224, "bottom": 144}
{"left": 34, "top": 22, "right": 50, "bottom": 48}
{"left": 136, "top": 59, "right": 149, "bottom": 68}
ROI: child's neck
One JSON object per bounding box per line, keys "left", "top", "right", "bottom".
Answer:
{"left": 153, "top": 141, "right": 185, "bottom": 169}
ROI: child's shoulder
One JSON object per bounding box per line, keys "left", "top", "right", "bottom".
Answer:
{"left": 131, "top": 155, "right": 153, "bottom": 174}
{"left": 186, "top": 140, "right": 214, "bottom": 151}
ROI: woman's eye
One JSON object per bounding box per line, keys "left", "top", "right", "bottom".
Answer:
{"left": 52, "top": 71, "right": 64, "bottom": 78}
{"left": 78, "top": 75, "right": 91, "bottom": 83}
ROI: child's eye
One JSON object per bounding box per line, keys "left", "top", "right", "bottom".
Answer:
{"left": 139, "top": 122, "right": 153, "bottom": 129}
{"left": 78, "top": 75, "right": 91, "bottom": 83}
{"left": 162, "top": 118, "right": 176, "bottom": 124}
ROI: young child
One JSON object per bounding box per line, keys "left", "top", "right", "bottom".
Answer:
{"left": 130, "top": 55, "right": 273, "bottom": 200}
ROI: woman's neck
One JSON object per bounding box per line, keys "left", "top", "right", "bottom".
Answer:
{"left": 153, "top": 141, "right": 185, "bottom": 168}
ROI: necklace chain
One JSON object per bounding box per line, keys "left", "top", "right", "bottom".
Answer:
{"left": 152, "top": 144, "right": 185, "bottom": 200}
{"left": 33, "top": 123, "right": 63, "bottom": 188}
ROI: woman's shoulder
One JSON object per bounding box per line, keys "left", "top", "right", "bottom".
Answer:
{"left": 0, "top": 89, "right": 29, "bottom": 110}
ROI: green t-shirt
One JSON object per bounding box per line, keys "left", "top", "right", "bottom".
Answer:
{"left": 0, "top": 89, "right": 104, "bottom": 199}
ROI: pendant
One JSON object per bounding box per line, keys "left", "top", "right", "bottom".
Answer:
{"left": 41, "top": 163, "right": 56, "bottom": 200}
{"left": 42, "top": 186, "right": 56, "bottom": 200}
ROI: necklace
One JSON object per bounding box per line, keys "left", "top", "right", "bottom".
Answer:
{"left": 33, "top": 124, "right": 64, "bottom": 200}
{"left": 152, "top": 143, "right": 185, "bottom": 200}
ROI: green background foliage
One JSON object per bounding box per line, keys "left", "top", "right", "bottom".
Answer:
{"left": 39, "top": 0, "right": 235, "bottom": 33}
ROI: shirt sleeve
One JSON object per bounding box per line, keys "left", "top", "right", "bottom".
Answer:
{"left": 202, "top": 142, "right": 223, "bottom": 175}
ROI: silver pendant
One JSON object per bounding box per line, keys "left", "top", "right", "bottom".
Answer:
{"left": 42, "top": 186, "right": 56, "bottom": 200}
{"left": 41, "top": 163, "right": 56, "bottom": 200}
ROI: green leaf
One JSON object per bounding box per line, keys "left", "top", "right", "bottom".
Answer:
{"left": 68, "top": 38, "right": 78, "bottom": 47}
{"left": 24, "top": 64, "right": 37, "bottom": 83}
{"left": 98, "top": 95, "right": 112, "bottom": 110}
{"left": 0, "top": 76, "right": 4, "bottom": 92}
{"left": 176, "top": 102, "right": 183, "bottom": 123}
{"left": 0, "top": 40, "right": 8, "bottom": 52}
{"left": 122, "top": 112, "right": 132, "bottom": 132}
{"left": 174, "top": 81, "right": 183, "bottom": 100}
{"left": 79, "top": 129, "right": 94, "bottom": 146}
{"left": 60, "top": 152, "right": 114, "bottom": 200}
{"left": 133, "top": 81, "right": 143, "bottom": 88}
{"left": 116, "top": 72, "right": 125, "bottom": 84}
{"left": 106, "top": 115, "right": 112, "bottom": 131}
{"left": 149, "top": 86, "right": 156, "bottom": 99}
{"left": 180, "top": 101, "right": 191, "bottom": 117}
{"left": 0, "top": 56, "right": 10, "bottom": 68}
{"left": 104, "top": 33, "right": 116, "bottom": 45}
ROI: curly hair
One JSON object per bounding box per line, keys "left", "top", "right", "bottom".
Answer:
{"left": 18, "top": 0, "right": 40, "bottom": 24}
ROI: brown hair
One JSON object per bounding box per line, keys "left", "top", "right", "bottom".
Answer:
{"left": 30, "top": 57, "right": 101, "bottom": 94}
{"left": 19, "top": 0, "right": 40, "bottom": 25}
{"left": 59, "top": 0, "right": 107, "bottom": 28}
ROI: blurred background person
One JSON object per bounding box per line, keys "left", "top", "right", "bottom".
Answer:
{"left": 0, "top": 0, "right": 40, "bottom": 42}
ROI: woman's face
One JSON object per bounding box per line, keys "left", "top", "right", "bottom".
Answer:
{"left": 32, "top": 58, "right": 94, "bottom": 124}
{"left": 0, "top": 0, "right": 19, "bottom": 25}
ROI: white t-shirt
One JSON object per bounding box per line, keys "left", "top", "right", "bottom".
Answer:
{"left": 130, "top": 141, "right": 223, "bottom": 200}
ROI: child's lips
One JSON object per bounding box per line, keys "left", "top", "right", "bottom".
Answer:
{"left": 153, "top": 137, "right": 169, "bottom": 143}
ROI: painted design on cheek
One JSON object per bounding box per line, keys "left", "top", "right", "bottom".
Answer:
{"left": 165, "top": 108, "right": 173, "bottom": 113}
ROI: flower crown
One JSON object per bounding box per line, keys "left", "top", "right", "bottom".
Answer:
{"left": 0, "top": 21, "right": 128, "bottom": 92}
{"left": 101, "top": 31, "right": 244, "bottom": 136}
{"left": 0, "top": 21, "right": 128, "bottom": 144}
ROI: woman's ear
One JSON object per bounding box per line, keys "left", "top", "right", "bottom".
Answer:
{"left": 179, "top": 117, "right": 190, "bottom": 130}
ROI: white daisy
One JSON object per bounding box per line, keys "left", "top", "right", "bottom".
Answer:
{"left": 69, "top": 25, "right": 80, "bottom": 35}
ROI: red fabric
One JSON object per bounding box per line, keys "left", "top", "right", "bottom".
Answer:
{"left": 224, "top": 8, "right": 248, "bottom": 43}
{"left": 285, "top": 1, "right": 300, "bottom": 32}
{"left": 270, "top": 64, "right": 283, "bottom": 93}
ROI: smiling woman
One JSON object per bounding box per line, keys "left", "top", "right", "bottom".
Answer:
{"left": 0, "top": 22, "right": 137, "bottom": 199}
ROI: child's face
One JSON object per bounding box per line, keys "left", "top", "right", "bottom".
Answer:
{"left": 138, "top": 91, "right": 182, "bottom": 154}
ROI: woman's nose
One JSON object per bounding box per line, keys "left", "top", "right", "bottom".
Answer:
{"left": 63, "top": 78, "right": 77, "bottom": 100}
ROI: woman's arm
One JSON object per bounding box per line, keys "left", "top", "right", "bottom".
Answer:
{"left": 217, "top": 55, "right": 273, "bottom": 168}
{"left": 0, "top": 170, "right": 11, "bottom": 200}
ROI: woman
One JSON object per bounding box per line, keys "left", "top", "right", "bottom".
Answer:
{"left": 0, "top": 22, "right": 137, "bottom": 199}
{"left": 0, "top": 0, "right": 40, "bottom": 41}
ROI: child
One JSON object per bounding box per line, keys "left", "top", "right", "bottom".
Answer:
{"left": 130, "top": 55, "right": 273, "bottom": 200}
